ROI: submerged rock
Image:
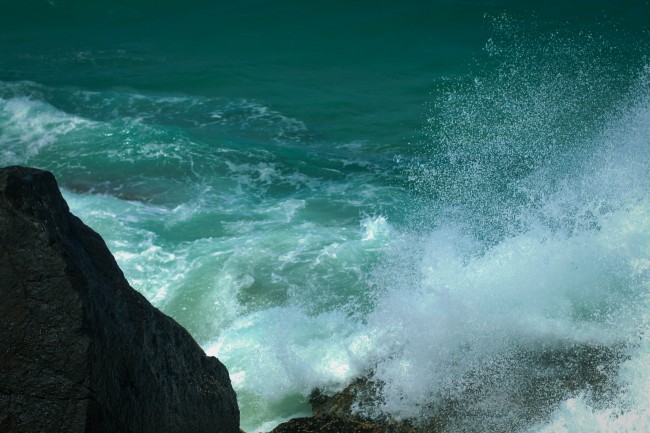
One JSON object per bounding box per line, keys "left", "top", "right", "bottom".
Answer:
{"left": 0, "top": 166, "right": 239, "bottom": 433}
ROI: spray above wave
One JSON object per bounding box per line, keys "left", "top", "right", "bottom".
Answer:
{"left": 356, "top": 18, "right": 650, "bottom": 432}
{"left": 405, "top": 14, "right": 647, "bottom": 243}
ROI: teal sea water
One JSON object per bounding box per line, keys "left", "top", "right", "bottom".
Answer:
{"left": 2, "top": 1, "right": 650, "bottom": 431}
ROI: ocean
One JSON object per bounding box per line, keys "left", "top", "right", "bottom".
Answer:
{"left": 1, "top": 1, "right": 649, "bottom": 431}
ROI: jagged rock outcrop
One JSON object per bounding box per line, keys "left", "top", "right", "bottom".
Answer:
{"left": 267, "top": 379, "right": 411, "bottom": 433}
{"left": 306, "top": 380, "right": 417, "bottom": 433}
{"left": 0, "top": 166, "right": 239, "bottom": 433}
{"left": 269, "top": 415, "right": 386, "bottom": 433}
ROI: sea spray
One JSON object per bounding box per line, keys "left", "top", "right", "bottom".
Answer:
{"left": 356, "top": 21, "right": 650, "bottom": 432}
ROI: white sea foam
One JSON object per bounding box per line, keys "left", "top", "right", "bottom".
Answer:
{"left": 196, "top": 215, "right": 397, "bottom": 432}
{"left": 60, "top": 87, "right": 308, "bottom": 144}
{"left": 206, "top": 306, "right": 370, "bottom": 432}
{"left": 62, "top": 191, "right": 189, "bottom": 307}
{"left": 361, "top": 216, "right": 391, "bottom": 242}
{"left": 0, "top": 96, "right": 92, "bottom": 165}
{"left": 364, "top": 201, "right": 649, "bottom": 420}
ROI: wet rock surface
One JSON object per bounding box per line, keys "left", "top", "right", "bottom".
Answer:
{"left": 301, "top": 342, "right": 625, "bottom": 433}
{"left": 269, "top": 415, "right": 387, "bottom": 433}
{"left": 0, "top": 166, "right": 239, "bottom": 433}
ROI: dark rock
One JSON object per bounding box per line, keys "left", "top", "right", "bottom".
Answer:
{"left": 310, "top": 378, "right": 381, "bottom": 420}
{"left": 309, "top": 380, "right": 418, "bottom": 433}
{"left": 269, "top": 415, "right": 386, "bottom": 433}
{"left": 0, "top": 166, "right": 239, "bottom": 433}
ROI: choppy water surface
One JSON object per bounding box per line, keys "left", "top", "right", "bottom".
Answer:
{"left": 1, "top": 1, "right": 649, "bottom": 431}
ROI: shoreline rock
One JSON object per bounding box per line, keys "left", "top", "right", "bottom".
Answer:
{"left": 269, "top": 415, "right": 387, "bottom": 433}
{"left": 0, "top": 166, "right": 239, "bottom": 433}
{"left": 284, "top": 342, "right": 626, "bottom": 433}
{"left": 265, "top": 378, "right": 416, "bottom": 433}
